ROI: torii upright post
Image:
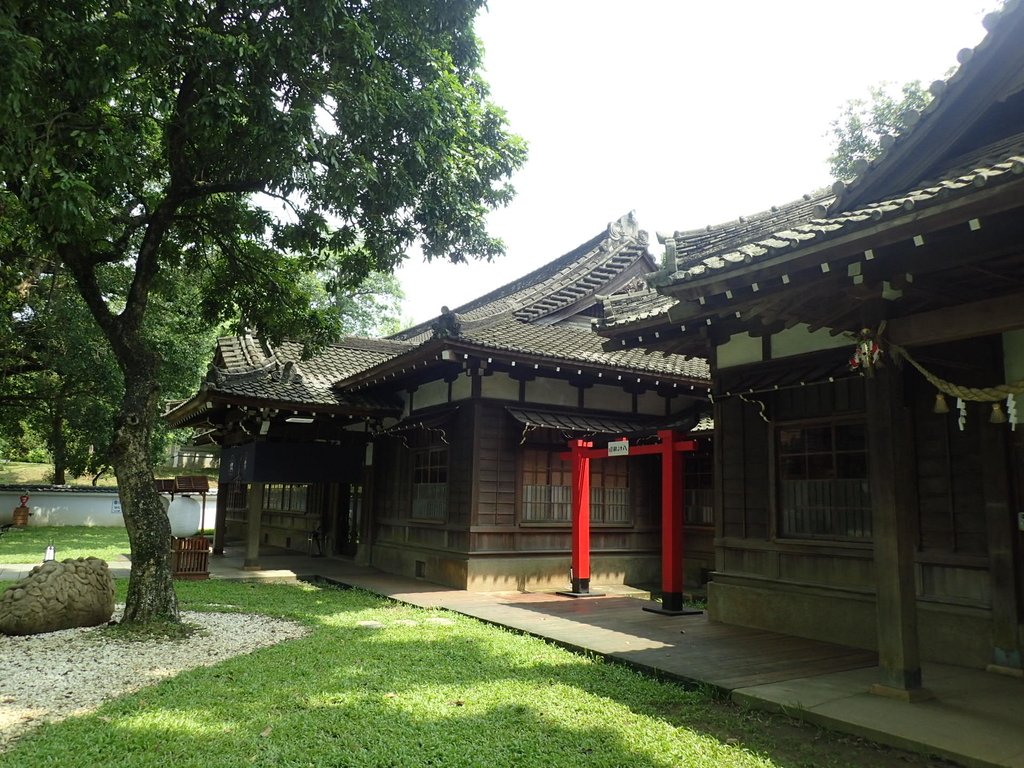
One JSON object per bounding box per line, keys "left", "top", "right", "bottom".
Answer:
{"left": 558, "top": 439, "right": 603, "bottom": 597}
{"left": 644, "top": 429, "right": 701, "bottom": 615}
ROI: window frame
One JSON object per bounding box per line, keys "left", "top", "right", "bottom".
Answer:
{"left": 774, "top": 416, "right": 872, "bottom": 543}
{"left": 518, "top": 443, "right": 633, "bottom": 527}
{"left": 410, "top": 446, "right": 449, "bottom": 522}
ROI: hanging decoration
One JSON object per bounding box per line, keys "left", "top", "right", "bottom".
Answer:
{"left": 990, "top": 402, "right": 1008, "bottom": 424}
{"left": 848, "top": 327, "right": 884, "bottom": 375}
{"left": 890, "top": 343, "right": 1024, "bottom": 430}
{"left": 738, "top": 392, "right": 770, "bottom": 424}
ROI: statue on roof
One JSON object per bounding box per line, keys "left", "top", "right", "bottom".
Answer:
{"left": 431, "top": 306, "right": 462, "bottom": 339}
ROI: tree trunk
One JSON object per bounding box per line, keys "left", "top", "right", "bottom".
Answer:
{"left": 112, "top": 365, "right": 179, "bottom": 625}
{"left": 50, "top": 404, "right": 67, "bottom": 486}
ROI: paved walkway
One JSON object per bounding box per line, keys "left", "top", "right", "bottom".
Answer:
{"left": 4, "top": 551, "right": 1023, "bottom": 767}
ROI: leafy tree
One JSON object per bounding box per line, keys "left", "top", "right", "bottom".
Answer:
{"left": 313, "top": 267, "right": 406, "bottom": 337}
{"left": 827, "top": 81, "right": 932, "bottom": 180}
{"left": 1, "top": 1, "right": 526, "bottom": 625}
{"left": 1, "top": 259, "right": 219, "bottom": 485}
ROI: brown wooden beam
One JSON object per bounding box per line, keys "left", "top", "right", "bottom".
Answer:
{"left": 887, "top": 290, "right": 1024, "bottom": 347}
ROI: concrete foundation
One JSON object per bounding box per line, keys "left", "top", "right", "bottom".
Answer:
{"left": 708, "top": 576, "right": 998, "bottom": 670}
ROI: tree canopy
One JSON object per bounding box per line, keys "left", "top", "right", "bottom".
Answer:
{"left": 1, "top": 0, "right": 526, "bottom": 624}
{"left": 827, "top": 81, "right": 932, "bottom": 181}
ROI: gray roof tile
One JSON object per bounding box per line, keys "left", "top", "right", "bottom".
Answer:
{"left": 461, "top": 317, "right": 709, "bottom": 380}
{"left": 392, "top": 212, "right": 651, "bottom": 342}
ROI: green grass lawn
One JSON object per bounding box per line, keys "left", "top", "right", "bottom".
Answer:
{"left": 0, "top": 461, "right": 119, "bottom": 487}
{"left": 0, "top": 525, "right": 130, "bottom": 564}
{"left": 0, "top": 580, "right": 941, "bottom": 768}
{"left": 0, "top": 461, "right": 217, "bottom": 487}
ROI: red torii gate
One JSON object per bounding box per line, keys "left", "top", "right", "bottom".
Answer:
{"left": 558, "top": 429, "right": 699, "bottom": 615}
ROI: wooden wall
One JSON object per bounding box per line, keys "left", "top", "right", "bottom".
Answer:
{"left": 710, "top": 339, "right": 1020, "bottom": 666}
{"left": 367, "top": 398, "right": 714, "bottom": 591}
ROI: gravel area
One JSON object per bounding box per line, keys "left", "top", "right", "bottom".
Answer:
{"left": 0, "top": 607, "right": 308, "bottom": 751}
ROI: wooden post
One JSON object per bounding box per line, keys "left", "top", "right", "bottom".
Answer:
{"left": 982, "top": 423, "right": 1022, "bottom": 672}
{"left": 243, "top": 481, "right": 264, "bottom": 570}
{"left": 866, "top": 366, "right": 930, "bottom": 700}
{"left": 564, "top": 439, "right": 593, "bottom": 595}
{"left": 212, "top": 483, "right": 228, "bottom": 555}
{"left": 356, "top": 444, "right": 374, "bottom": 566}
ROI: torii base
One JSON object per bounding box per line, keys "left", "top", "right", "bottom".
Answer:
{"left": 557, "top": 578, "right": 604, "bottom": 598}
{"left": 642, "top": 592, "right": 702, "bottom": 616}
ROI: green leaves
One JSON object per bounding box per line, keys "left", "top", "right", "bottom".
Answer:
{"left": 827, "top": 81, "right": 932, "bottom": 181}
{"left": 1, "top": 0, "right": 525, "bottom": 621}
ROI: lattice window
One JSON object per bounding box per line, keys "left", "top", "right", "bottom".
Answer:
{"left": 262, "top": 483, "right": 308, "bottom": 513}
{"left": 521, "top": 447, "right": 632, "bottom": 525}
{"left": 590, "top": 458, "right": 630, "bottom": 524}
{"left": 684, "top": 450, "right": 714, "bottom": 526}
{"left": 777, "top": 421, "right": 871, "bottom": 540}
{"left": 412, "top": 448, "right": 448, "bottom": 520}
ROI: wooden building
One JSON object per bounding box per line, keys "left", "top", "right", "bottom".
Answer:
{"left": 166, "top": 213, "right": 713, "bottom": 593}
{"left": 597, "top": 6, "right": 1024, "bottom": 694}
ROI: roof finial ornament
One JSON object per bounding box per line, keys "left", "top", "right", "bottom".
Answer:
{"left": 431, "top": 306, "right": 462, "bottom": 339}
{"left": 662, "top": 238, "right": 678, "bottom": 271}
{"left": 607, "top": 211, "right": 641, "bottom": 241}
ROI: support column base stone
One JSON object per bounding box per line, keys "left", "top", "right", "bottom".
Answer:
{"left": 242, "top": 562, "right": 263, "bottom": 571}
{"left": 642, "top": 604, "right": 702, "bottom": 617}
{"left": 556, "top": 590, "right": 605, "bottom": 599}
{"left": 986, "top": 663, "right": 1024, "bottom": 678}
{"left": 868, "top": 683, "right": 934, "bottom": 703}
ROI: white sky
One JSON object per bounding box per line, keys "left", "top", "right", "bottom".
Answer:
{"left": 395, "top": 1, "right": 997, "bottom": 325}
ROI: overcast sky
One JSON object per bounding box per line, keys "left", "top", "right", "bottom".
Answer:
{"left": 395, "top": 1, "right": 996, "bottom": 325}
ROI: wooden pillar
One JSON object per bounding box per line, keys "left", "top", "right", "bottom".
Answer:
{"left": 866, "top": 366, "right": 929, "bottom": 700}
{"left": 566, "top": 439, "right": 593, "bottom": 595}
{"left": 982, "top": 423, "right": 1022, "bottom": 672}
{"left": 212, "top": 483, "right": 228, "bottom": 555}
{"left": 356, "top": 444, "right": 375, "bottom": 566}
{"left": 661, "top": 429, "right": 685, "bottom": 611}
{"left": 243, "top": 481, "right": 264, "bottom": 570}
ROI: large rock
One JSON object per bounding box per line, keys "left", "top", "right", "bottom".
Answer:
{"left": 0, "top": 557, "right": 115, "bottom": 636}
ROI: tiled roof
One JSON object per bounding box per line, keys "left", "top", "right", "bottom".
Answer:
{"left": 507, "top": 407, "right": 670, "bottom": 436}
{"left": 657, "top": 137, "right": 1024, "bottom": 289}
{"left": 392, "top": 212, "right": 652, "bottom": 343}
{"left": 199, "top": 335, "right": 410, "bottom": 409}
{"left": 460, "top": 317, "right": 709, "bottom": 380}
{"left": 595, "top": 194, "right": 833, "bottom": 331}
{"left": 597, "top": 286, "right": 677, "bottom": 330}
{"left": 667, "top": 192, "right": 833, "bottom": 270}
{"left": 170, "top": 214, "right": 708, "bottom": 422}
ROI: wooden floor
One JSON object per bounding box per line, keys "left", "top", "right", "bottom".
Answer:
{"left": 216, "top": 553, "right": 878, "bottom": 693}
{"left": 445, "top": 591, "right": 878, "bottom": 691}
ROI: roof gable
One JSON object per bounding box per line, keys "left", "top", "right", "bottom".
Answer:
{"left": 391, "top": 212, "right": 655, "bottom": 342}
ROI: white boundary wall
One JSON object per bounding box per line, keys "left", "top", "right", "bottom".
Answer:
{"left": 1, "top": 488, "right": 215, "bottom": 535}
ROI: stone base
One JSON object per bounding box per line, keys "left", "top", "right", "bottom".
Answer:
{"left": 868, "top": 683, "right": 934, "bottom": 703}
{"left": 986, "top": 663, "right": 1024, "bottom": 678}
